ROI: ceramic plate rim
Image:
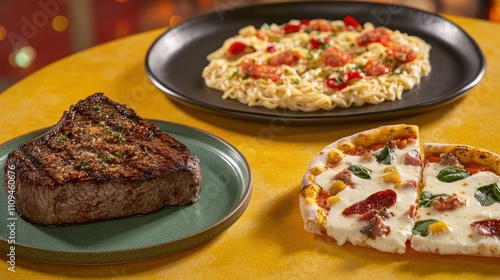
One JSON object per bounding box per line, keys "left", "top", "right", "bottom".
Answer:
{"left": 145, "top": 1, "right": 486, "bottom": 124}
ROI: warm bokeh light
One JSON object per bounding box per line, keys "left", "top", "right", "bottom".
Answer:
{"left": 490, "top": 0, "right": 500, "bottom": 22}
{"left": 9, "top": 46, "right": 37, "bottom": 69}
{"left": 115, "top": 0, "right": 128, "bottom": 3}
{"left": 52, "top": 15, "right": 69, "bottom": 32}
{"left": 0, "top": 25, "right": 6, "bottom": 41}
{"left": 114, "top": 19, "right": 132, "bottom": 38}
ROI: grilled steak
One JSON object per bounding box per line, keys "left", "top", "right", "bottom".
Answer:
{"left": 4, "top": 93, "right": 202, "bottom": 225}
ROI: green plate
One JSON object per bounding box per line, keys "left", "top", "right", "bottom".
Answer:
{"left": 0, "top": 120, "right": 252, "bottom": 264}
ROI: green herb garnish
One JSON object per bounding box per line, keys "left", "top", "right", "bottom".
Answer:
{"left": 437, "top": 167, "right": 469, "bottom": 182}
{"left": 412, "top": 219, "right": 439, "bottom": 237}
{"left": 419, "top": 191, "right": 451, "bottom": 207}
{"left": 474, "top": 183, "right": 500, "bottom": 206}
{"left": 347, "top": 165, "right": 372, "bottom": 179}
{"left": 113, "top": 131, "right": 126, "bottom": 142}
{"left": 376, "top": 145, "right": 396, "bottom": 165}
{"left": 115, "top": 152, "right": 125, "bottom": 158}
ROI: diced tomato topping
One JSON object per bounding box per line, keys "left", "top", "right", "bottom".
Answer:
{"left": 342, "top": 189, "right": 397, "bottom": 216}
{"left": 228, "top": 41, "right": 247, "bottom": 56}
{"left": 363, "top": 61, "right": 392, "bottom": 76}
{"left": 227, "top": 41, "right": 255, "bottom": 58}
{"left": 267, "top": 45, "right": 277, "bottom": 53}
{"left": 345, "top": 143, "right": 384, "bottom": 156}
{"left": 310, "top": 38, "right": 323, "bottom": 50}
{"left": 300, "top": 19, "right": 311, "bottom": 26}
{"left": 423, "top": 154, "right": 441, "bottom": 165}
{"left": 316, "top": 189, "right": 331, "bottom": 210}
{"left": 463, "top": 161, "right": 494, "bottom": 175}
{"left": 269, "top": 50, "right": 301, "bottom": 66}
{"left": 282, "top": 24, "right": 301, "bottom": 34}
{"left": 241, "top": 59, "right": 283, "bottom": 82}
{"left": 342, "top": 71, "right": 365, "bottom": 82}
{"left": 343, "top": 15, "right": 361, "bottom": 31}
{"left": 345, "top": 137, "right": 415, "bottom": 156}
{"left": 309, "top": 37, "right": 331, "bottom": 50}
{"left": 388, "top": 44, "right": 418, "bottom": 63}
{"left": 471, "top": 219, "right": 500, "bottom": 237}
{"left": 321, "top": 47, "right": 353, "bottom": 67}
{"left": 356, "top": 27, "right": 392, "bottom": 47}
{"left": 326, "top": 77, "right": 346, "bottom": 91}
{"left": 346, "top": 145, "right": 369, "bottom": 156}
{"left": 325, "top": 70, "right": 365, "bottom": 92}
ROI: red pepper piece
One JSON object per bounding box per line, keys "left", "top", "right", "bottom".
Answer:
{"left": 326, "top": 77, "right": 346, "bottom": 91}
{"left": 282, "top": 24, "right": 301, "bottom": 34}
{"left": 310, "top": 38, "right": 323, "bottom": 50}
{"left": 342, "top": 71, "right": 365, "bottom": 82}
{"left": 228, "top": 41, "right": 247, "bottom": 56}
{"left": 343, "top": 15, "right": 361, "bottom": 31}
{"left": 300, "top": 19, "right": 311, "bottom": 26}
{"left": 471, "top": 219, "right": 500, "bottom": 237}
{"left": 326, "top": 71, "right": 365, "bottom": 91}
{"left": 342, "top": 189, "right": 397, "bottom": 216}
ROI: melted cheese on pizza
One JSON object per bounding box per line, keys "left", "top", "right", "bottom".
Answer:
{"left": 321, "top": 142, "right": 420, "bottom": 253}
{"left": 411, "top": 162, "right": 500, "bottom": 256}
{"left": 300, "top": 125, "right": 421, "bottom": 253}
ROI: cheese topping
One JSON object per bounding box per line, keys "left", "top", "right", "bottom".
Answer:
{"left": 411, "top": 162, "right": 500, "bottom": 257}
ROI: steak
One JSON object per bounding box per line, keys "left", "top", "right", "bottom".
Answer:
{"left": 4, "top": 93, "right": 202, "bottom": 225}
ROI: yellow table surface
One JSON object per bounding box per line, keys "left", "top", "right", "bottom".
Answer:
{"left": 1, "top": 14, "right": 500, "bottom": 279}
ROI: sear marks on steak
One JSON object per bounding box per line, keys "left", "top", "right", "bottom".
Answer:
{"left": 4, "top": 93, "right": 202, "bottom": 226}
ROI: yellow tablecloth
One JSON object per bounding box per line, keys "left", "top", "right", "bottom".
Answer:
{"left": 1, "top": 14, "right": 500, "bottom": 279}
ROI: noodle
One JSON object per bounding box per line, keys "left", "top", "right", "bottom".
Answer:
{"left": 202, "top": 18, "right": 431, "bottom": 112}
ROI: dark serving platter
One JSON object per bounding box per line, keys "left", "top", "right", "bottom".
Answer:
{"left": 145, "top": 1, "right": 485, "bottom": 124}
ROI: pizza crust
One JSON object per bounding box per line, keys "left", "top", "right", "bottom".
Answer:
{"left": 424, "top": 143, "right": 500, "bottom": 175}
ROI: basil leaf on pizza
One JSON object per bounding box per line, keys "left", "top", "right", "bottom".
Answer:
{"left": 418, "top": 191, "right": 451, "bottom": 207}
{"left": 436, "top": 167, "right": 469, "bottom": 182}
{"left": 376, "top": 145, "right": 396, "bottom": 165}
{"left": 347, "top": 165, "right": 372, "bottom": 179}
{"left": 474, "top": 183, "right": 500, "bottom": 206}
{"left": 412, "top": 219, "right": 438, "bottom": 237}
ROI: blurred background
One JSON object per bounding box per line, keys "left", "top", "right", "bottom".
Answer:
{"left": 1, "top": 0, "right": 499, "bottom": 93}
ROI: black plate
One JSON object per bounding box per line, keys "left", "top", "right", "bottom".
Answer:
{"left": 145, "top": 1, "right": 485, "bottom": 124}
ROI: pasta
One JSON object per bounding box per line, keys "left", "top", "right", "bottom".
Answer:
{"left": 202, "top": 17, "right": 431, "bottom": 112}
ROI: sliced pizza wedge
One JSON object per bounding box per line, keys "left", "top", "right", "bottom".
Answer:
{"left": 411, "top": 143, "right": 500, "bottom": 257}
{"left": 299, "top": 124, "right": 422, "bottom": 253}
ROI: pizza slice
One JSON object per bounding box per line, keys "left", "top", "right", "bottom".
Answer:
{"left": 299, "top": 124, "right": 422, "bottom": 253}
{"left": 411, "top": 143, "right": 500, "bottom": 257}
